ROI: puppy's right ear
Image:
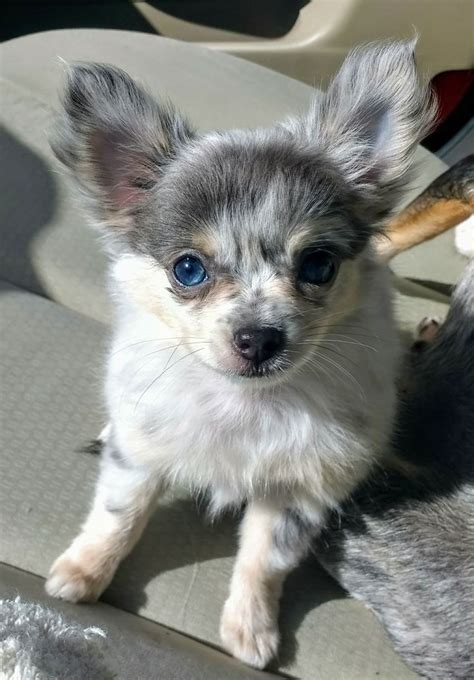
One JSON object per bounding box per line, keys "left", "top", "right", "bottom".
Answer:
{"left": 53, "top": 63, "right": 193, "bottom": 231}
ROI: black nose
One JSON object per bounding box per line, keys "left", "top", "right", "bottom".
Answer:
{"left": 233, "top": 327, "right": 284, "bottom": 364}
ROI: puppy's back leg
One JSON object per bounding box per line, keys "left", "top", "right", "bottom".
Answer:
{"left": 46, "top": 435, "right": 164, "bottom": 603}
{"left": 376, "top": 154, "right": 474, "bottom": 262}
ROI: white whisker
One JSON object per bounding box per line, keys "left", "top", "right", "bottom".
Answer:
{"left": 134, "top": 347, "right": 204, "bottom": 411}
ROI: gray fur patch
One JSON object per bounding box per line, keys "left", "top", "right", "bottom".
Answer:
{"left": 78, "top": 439, "right": 103, "bottom": 456}
{"left": 104, "top": 436, "right": 133, "bottom": 470}
{"left": 318, "top": 262, "right": 474, "bottom": 680}
{"left": 104, "top": 502, "right": 124, "bottom": 515}
{"left": 273, "top": 508, "right": 316, "bottom": 557}
{"left": 137, "top": 132, "right": 367, "bottom": 266}
{"left": 52, "top": 41, "right": 435, "bottom": 276}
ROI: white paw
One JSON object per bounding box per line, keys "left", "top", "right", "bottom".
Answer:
{"left": 45, "top": 549, "right": 112, "bottom": 603}
{"left": 220, "top": 595, "right": 279, "bottom": 669}
{"left": 454, "top": 215, "right": 474, "bottom": 258}
{"left": 416, "top": 316, "right": 441, "bottom": 343}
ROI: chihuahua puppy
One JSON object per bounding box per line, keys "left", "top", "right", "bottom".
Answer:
{"left": 46, "top": 42, "right": 435, "bottom": 667}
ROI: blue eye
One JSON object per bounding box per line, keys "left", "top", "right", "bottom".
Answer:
{"left": 298, "top": 251, "right": 336, "bottom": 286}
{"left": 173, "top": 256, "right": 207, "bottom": 287}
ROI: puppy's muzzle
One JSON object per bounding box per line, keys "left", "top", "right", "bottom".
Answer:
{"left": 233, "top": 327, "right": 285, "bottom": 367}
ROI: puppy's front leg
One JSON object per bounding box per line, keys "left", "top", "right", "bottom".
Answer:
{"left": 46, "top": 437, "right": 163, "bottom": 603}
{"left": 220, "top": 500, "right": 317, "bottom": 668}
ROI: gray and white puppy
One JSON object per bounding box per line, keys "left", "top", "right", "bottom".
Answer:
{"left": 45, "top": 42, "right": 434, "bottom": 667}
{"left": 318, "top": 262, "right": 474, "bottom": 679}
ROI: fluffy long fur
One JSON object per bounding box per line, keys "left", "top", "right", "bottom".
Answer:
{"left": 318, "top": 262, "right": 474, "bottom": 679}
{"left": 46, "top": 42, "right": 436, "bottom": 669}
{"left": 289, "top": 40, "right": 437, "bottom": 226}
{"left": 0, "top": 597, "right": 112, "bottom": 679}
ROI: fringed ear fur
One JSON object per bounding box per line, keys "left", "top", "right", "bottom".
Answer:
{"left": 302, "top": 40, "right": 437, "bottom": 221}
{"left": 52, "top": 63, "right": 193, "bottom": 229}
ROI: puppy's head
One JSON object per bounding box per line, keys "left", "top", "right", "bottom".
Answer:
{"left": 53, "top": 41, "right": 435, "bottom": 380}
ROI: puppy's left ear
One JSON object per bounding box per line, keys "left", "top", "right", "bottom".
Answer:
{"left": 307, "top": 40, "right": 437, "bottom": 219}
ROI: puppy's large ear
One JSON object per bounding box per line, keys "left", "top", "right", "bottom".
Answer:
{"left": 53, "top": 63, "right": 192, "bottom": 230}
{"left": 306, "top": 40, "right": 437, "bottom": 220}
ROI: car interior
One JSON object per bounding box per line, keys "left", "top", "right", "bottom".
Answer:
{"left": 1, "top": 2, "right": 473, "bottom": 678}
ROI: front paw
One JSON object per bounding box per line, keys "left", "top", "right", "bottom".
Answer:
{"left": 416, "top": 316, "right": 441, "bottom": 343}
{"left": 220, "top": 595, "right": 279, "bottom": 669}
{"left": 45, "top": 549, "right": 113, "bottom": 603}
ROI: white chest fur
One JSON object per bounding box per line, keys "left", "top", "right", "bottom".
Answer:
{"left": 105, "top": 265, "right": 399, "bottom": 513}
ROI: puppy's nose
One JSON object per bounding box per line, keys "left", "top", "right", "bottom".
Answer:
{"left": 233, "top": 327, "right": 284, "bottom": 364}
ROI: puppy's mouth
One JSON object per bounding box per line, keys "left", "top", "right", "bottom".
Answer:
{"left": 235, "top": 358, "right": 286, "bottom": 379}
{"left": 204, "top": 352, "right": 290, "bottom": 381}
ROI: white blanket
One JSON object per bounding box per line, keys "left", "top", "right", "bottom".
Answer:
{"left": 0, "top": 597, "right": 114, "bottom": 679}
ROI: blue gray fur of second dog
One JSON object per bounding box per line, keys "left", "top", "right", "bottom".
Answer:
{"left": 318, "top": 261, "right": 474, "bottom": 680}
